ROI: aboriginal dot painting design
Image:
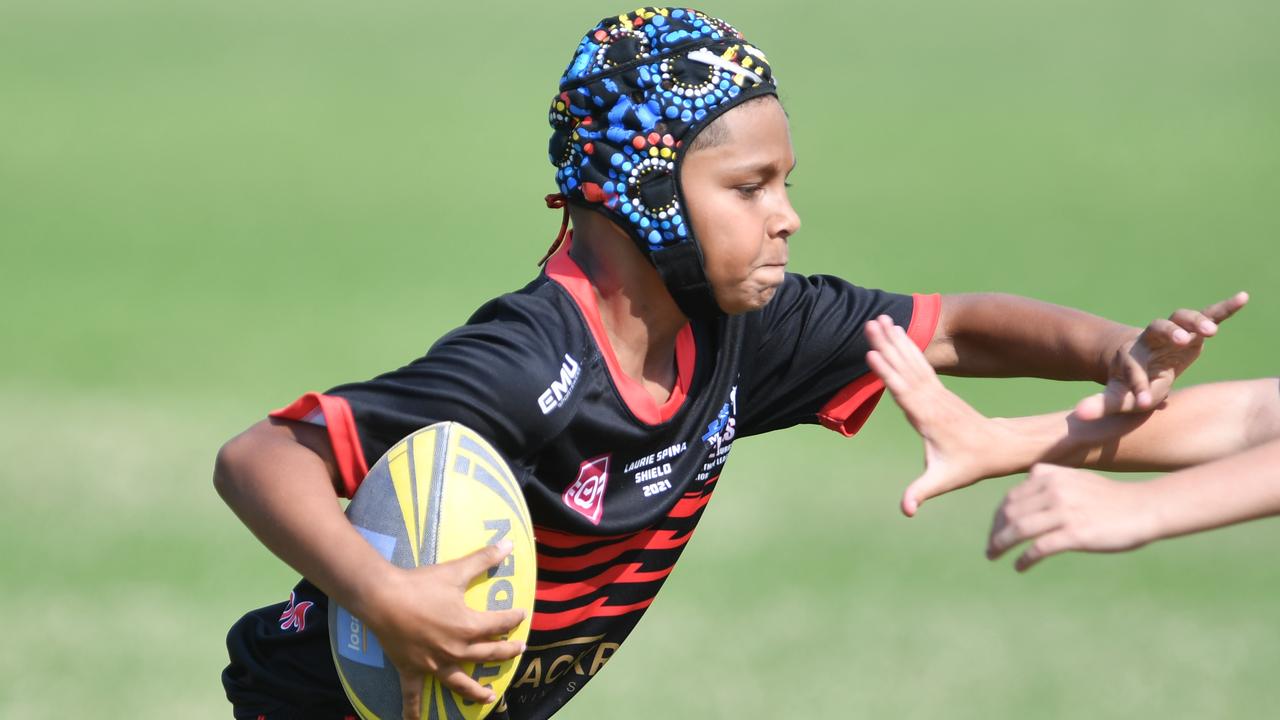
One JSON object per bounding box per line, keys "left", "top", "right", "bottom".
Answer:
{"left": 549, "top": 8, "right": 776, "bottom": 252}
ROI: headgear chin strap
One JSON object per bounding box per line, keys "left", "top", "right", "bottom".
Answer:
{"left": 549, "top": 7, "right": 777, "bottom": 320}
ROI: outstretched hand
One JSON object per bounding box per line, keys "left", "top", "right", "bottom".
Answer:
{"left": 987, "top": 464, "right": 1157, "bottom": 571}
{"left": 1076, "top": 292, "right": 1249, "bottom": 420}
{"left": 866, "top": 315, "right": 1021, "bottom": 516}
{"left": 363, "top": 540, "right": 526, "bottom": 720}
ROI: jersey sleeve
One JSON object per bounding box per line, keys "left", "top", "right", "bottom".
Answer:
{"left": 269, "top": 297, "right": 575, "bottom": 498}
{"left": 737, "top": 273, "right": 941, "bottom": 438}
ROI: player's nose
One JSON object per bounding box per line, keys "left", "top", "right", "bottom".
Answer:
{"left": 771, "top": 195, "right": 801, "bottom": 241}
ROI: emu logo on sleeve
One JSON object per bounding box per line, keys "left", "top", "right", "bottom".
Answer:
{"left": 563, "top": 455, "right": 610, "bottom": 525}
{"left": 539, "top": 354, "right": 581, "bottom": 414}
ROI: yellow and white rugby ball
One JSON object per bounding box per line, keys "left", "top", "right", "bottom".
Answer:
{"left": 328, "top": 422, "right": 535, "bottom": 720}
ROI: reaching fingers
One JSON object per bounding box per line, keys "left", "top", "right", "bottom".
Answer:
{"left": 400, "top": 670, "right": 426, "bottom": 720}
{"left": 867, "top": 350, "right": 909, "bottom": 396}
{"left": 446, "top": 540, "right": 514, "bottom": 586}
{"left": 987, "top": 509, "right": 1060, "bottom": 560}
{"left": 1168, "top": 309, "right": 1216, "bottom": 338}
{"left": 438, "top": 665, "right": 499, "bottom": 705}
{"left": 1202, "top": 291, "right": 1249, "bottom": 324}
{"left": 1015, "top": 531, "right": 1074, "bottom": 572}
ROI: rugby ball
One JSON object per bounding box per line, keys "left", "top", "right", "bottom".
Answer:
{"left": 328, "top": 422, "right": 536, "bottom": 720}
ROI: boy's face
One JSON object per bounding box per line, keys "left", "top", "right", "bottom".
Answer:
{"left": 681, "top": 96, "right": 800, "bottom": 315}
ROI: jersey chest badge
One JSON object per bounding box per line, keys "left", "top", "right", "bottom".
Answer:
{"left": 563, "top": 455, "right": 610, "bottom": 525}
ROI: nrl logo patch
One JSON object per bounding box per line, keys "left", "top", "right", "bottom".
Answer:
{"left": 563, "top": 455, "right": 610, "bottom": 525}
{"left": 278, "top": 590, "right": 314, "bottom": 633}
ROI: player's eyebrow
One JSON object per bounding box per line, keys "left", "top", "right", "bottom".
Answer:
{"left": 721, "top": 156, "right": 798, "bottom": 177}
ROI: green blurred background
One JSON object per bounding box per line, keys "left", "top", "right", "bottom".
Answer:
{"left": 2, "top": 1, "right": 1278, "bottom": 717}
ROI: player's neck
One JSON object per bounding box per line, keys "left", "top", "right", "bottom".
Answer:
{"left": 569, "top": 210, "right": 687, "bottom": 401}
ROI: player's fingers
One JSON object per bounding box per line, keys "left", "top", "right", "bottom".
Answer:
{"left": 1014, "top": 531, "right": 1074, "bottom": 572}
{"left": 869, "top": 317, "right": 911, "bottom": 377}
{"left": 987, "top": 510, "right": 1061, "bottom": 560}
{"left": 1101, "top": 382, "right": 1142, "bottom": 417}
{"left": 467, "top": 608, "right": 527, "bottom": 639}
{"left": 889, "top": 323, "right": 933, "bottom": 379}
{"left": 901, "top": 467, "right": 959, "bottom": 517}
{"left": 867, "top": 350, "right": 909, "bottom": 397}
{"left": 1149, "top": 317, "right": 1193, "bottom": 346}
{"left": 1072, "top": 392, "right": 1106, "bottom": 421}
{"left": 1005, "top": 473, "right": 1048, "bottom": 503}
{"left": 438, "top": 664, "right": 499, "bottom": 705}
{"left": 448, "top": 539, "right": 514, "bottom": 586}
{"left": 399, "top": 670, "right": 426, "bottom": 720}
{"left": 1202, "top": 291, "right": 1249, "bottom": 323}
{"left": 457, "top": 639, "right": 527, "bottom": 664}
{"left": 1167, "top": 309, "right": 1216, "bottom": 338}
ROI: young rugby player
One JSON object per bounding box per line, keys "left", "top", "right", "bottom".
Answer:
{"left": 863, "top": 309, "right": 1278, "bottom": 571}
{"left": 215, "top": 9, "right": 1233, "bottom": 719}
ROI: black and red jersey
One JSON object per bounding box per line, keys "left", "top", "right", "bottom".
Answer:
{"left": 222, "top": 237, "right": 940, "bottom": 720}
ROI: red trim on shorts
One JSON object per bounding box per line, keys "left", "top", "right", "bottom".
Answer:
{"left": 545, "top": 233, "right": 694, "bottom": 425}
{"left": 270, "top": 392, "right": 370, "bottom": 498}
{"left": 817, "top": 293, "right": 942, "bottom": 437}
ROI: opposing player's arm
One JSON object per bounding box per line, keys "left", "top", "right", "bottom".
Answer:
{"left": 866, "top": 314, "right": 1280, "bottom": 514}
{"left": 213, "top": 419, "right": 524, "bottom": 710}
{"left": 925, "top": 292, "right": 1248, "bottom": 418}
{"left": 988, "top": 437, "right": 1280, "bottom": 571}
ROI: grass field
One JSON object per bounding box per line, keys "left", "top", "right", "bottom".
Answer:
{"left": 2, "top": 1, "right": 1278, "bottom": 717}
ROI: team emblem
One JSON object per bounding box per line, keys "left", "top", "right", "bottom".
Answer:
{"left": 563, "top": 455, "right": 610, "bottom": 525}
{"left": 279, "top": 590, "right": 314, "bottom": 632}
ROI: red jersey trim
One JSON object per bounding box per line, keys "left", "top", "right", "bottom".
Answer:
{"left": 270, "top": 392, "right": 370, "bottom": 498}
{"left": 817, "top": 292, "right": 943, "bottom": 438}
{"left": 544, "top": 233, "right": 695, "bottom": 426}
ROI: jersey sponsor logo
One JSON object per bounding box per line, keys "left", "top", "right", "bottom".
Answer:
{"left": 697, "top": 385, "right": 738, "bottom": 481}
{"left": 563, "top": 455, "right": 610, "bottom": 525}
{"left": 539, "top": 353, "right": 581, "bottom": 414}
{"left": 278, "top": 590, "right": 314, "bottom": 633}
{"left": 507, "top": 635, "right": 619, "bottom": 703}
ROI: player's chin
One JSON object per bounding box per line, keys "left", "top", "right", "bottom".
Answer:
{"left": 719, "top": 276, "right": 783, "bottom": 314}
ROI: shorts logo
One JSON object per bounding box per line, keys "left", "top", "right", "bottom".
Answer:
{"left": 278, "top": 590, "right": 314, "bottom": 633}
{"left": 563, "top": 455, "right": 610, "bottom": 525}
{"left": 539, "top": 354, "right": 581, "bottom": 414}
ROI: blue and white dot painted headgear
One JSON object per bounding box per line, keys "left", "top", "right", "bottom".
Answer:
{"left": 549, "top": 7, "right": 777, "bottom": 318}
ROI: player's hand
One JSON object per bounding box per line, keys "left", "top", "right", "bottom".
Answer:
{"left": 361, "top": 540, "right": 526, "bottom": 720}
{"left": 1077, "top": 292, "right": 1249, "bottom": 420}
{"left": 987, "top": 464, "right": 1158, "bottom": 571}
{"left": 866, "top": 315, "right": 1022, "bottom": 516}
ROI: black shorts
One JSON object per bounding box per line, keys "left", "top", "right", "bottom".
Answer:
{"left": 222, "top": 580, "right": 358, "bottom": 720}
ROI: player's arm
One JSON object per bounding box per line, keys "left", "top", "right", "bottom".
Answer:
{"left": 987, "top": 438, "right": 1280, "bottom": 571}
{"left": 925, "top": 292, "right": 1248, "bottom": 418}
{"left": 865, "top": 314, "right": 1280, "bottom": 514}
{"left": 213, "top": 418, "right": 524, "bottom": 712}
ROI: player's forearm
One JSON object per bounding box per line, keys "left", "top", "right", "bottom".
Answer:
{"left": 928, "top": 293, "right": 1135, "bottom": 381}
{"left": 993, "top": 379, "right": 1280, "bottom": 472}
{"left": 213, "top": 422, "right": 394, "bottom": 621}
{"left": 1140, "top": 437, "right": 1280, "bottom": 543}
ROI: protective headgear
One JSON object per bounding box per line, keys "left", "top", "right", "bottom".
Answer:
{"left": 548, "top": 7, "right": 777, "bottom": 319}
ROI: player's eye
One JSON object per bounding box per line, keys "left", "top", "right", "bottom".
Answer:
{"left": 735, "top": 184, "right": 762, "bottom": 198}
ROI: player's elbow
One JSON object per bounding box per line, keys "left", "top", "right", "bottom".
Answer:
{"left": 213, "top": 423, "right": 268, "bottom": 504}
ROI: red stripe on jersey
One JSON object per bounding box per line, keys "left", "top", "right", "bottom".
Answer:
{"left": 534, "top": 525, "right": 633, "bottom": 549}
{"left": 530, "top": 596, "right": 655, "bottom": 632}
{"left": 535, "top": 562, "right": 674, "bottom": 602}
{"left": 818, "top": 292, "right": 942, "bottom": 438}
{"left": 270, "top": 392, "right": 370, "bottom": 498}
{"left": 535, "top": 528, "right": 691, "bottom": 572}
{"left": 667, "top": 489, "right": 714, "bottom": 518}
{"left": 545, "top": 234, "right": 696, "bottom": 426}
